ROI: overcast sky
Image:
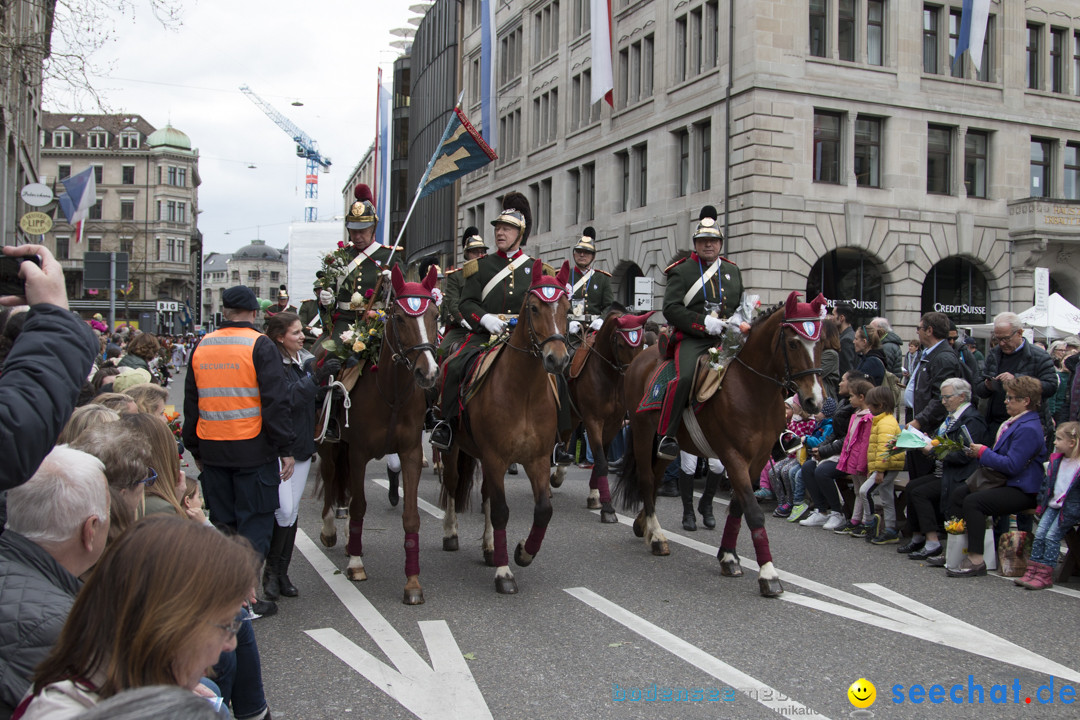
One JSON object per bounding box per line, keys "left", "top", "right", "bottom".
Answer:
{"left": 47, "top": 0, "right": 421, "bottom": 255}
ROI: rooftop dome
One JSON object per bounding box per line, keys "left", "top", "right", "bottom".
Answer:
{"left": 232, "top": 239, "right": 283, "bottom": 262}
{"left": 147, "top": 124, "right": 191, "bottom": 150}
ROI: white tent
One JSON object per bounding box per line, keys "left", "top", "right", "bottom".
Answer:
{"left": 963, "top": 293, "right": 1080, "bottom": 340}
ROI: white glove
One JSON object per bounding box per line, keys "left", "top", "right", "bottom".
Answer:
{"left": 480, "top": 314, "right": 507, "bottom": 335}
{"left": 589, "top": 318, "right": 603, "bottom": 332}
{"left": 380, "top": 269, "right": 392, "bottom": 279}
{"left": 569, "top": 320, "right": 582, "bottom": 335}
{"left": 704, "top": 315, "right": 725, "bottom": 336}
{"left": 460, "top": 319, "right": 472, "bottom": 331}
{"left": 318, "top": 290, "right": 333, "bottom": 306}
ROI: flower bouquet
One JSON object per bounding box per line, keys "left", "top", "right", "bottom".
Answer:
{"left": 165, "top": 410, "right": 182, "bottom": 442}
{"left": 316, "top": 243, "right": 354, "bottom": 291}
{"left": 322, "top": 309, "right": 386, "bottom": 371}
{"left": 944, "top": 517, "right": 966, "bottom": 535}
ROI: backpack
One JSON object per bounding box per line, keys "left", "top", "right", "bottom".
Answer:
{"left": 955, "top": 346, "right": 975, "bottom": 385}
{"left": 883, "top": 368, "right": 903, "bottom": 414}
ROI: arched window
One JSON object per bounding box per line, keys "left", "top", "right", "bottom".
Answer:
{"left": 921, "top": 257, "right": 989, "bottom": 323}
{"left": 806, "top": 249, "right": 884, "bottom": 318}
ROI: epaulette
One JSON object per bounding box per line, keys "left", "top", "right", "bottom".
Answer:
{"left": 394, "top": 245, "right": 406, "bottom": 252}
{"left": 664, "top": 257, "right": 688, "bottom": 274}
{"left": 445, "top": 267, "right": 461, "bottom": 275}
{"left": 463, "top": 258, "right": 480, "bottom": 278}
{"left": 594, "top": 268, "right": 612, "bottom": 277}
{"left": 720, "top": 256, "right": 737, "bottom": 265}
{"left": 542, "top": 262, "right": 556, "bottom": 277}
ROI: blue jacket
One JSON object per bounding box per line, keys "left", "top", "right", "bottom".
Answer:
{"left": 1037, "top": 453, "right": 1080, "bottom": 529}
{"left": 805, "top": 418, "right": 833, "bottom": 449}
{"left": 976, "top": 411, "right": 1047, "bottom": 494}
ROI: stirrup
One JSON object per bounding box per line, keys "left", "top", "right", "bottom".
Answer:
{"left": 552, "top": 442, "right": 574, "bottom": 466}
{"left": 323, "top": 417, "right": 341, "bottom": 444}
{"left": 657, "top": 436, "right": 679, "bottom": 461}
{"left": 430, "top": 421, "right": 452, "bottom": 450}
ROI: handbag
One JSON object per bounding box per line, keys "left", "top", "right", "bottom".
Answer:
{"left": 966, "top": 466, "right": 1008, "bottom": 492}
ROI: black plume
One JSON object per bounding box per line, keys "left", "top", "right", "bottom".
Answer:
{"left": 502, "top": 191, "right": 532, "bottom": 246}
{"left": 699, "top": 205, "right": 718, "bottom": 221}
{"left": 583, "top": 226, "right": 596, "bottom": 239}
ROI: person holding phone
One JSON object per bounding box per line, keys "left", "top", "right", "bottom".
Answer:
{"left": 0, "top": 244, "right": 97, "bottom": 492}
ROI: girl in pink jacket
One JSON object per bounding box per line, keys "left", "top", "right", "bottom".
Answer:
{"left": 834, "top": 379, "right": 874, "bottom": 534}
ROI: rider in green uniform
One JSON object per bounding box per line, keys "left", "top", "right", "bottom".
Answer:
{"left": 656, "top": 205, "right": 743, "bottom": 461}
{"left": 297, "top": 278, "right": 331, "bottom": 352}
{"left": 439, "top": 226, "right": 488, "bottom": 357}
{"left": 330, "top": 184, "right": 396, "bottom": 339}
{"left": 567, "top": 226, "right": 613, "bottom": 339}
{"left": 430, "top": 193, "right": 574, "bottom": 465}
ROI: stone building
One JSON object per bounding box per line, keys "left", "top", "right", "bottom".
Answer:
{"left": 200, "top": 240, "right": 288, "bottom": 330}
{"left": 453, "top": 0, "right": 1080, "bottom": 334}
{"left": 39, "top": 113, "right": 201, "bottom": 332}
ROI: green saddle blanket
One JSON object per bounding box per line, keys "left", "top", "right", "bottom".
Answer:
{"left": 638, "top": 360, "right": 676, "bottom": 413}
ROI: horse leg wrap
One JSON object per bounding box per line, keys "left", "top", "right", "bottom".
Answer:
{"left": 721, "top": 515, "right": 742, "bottom": 550}
{"left": 404, "top": 532, "right": 420, "bottom": 578}
{"left": 524, "top": 525, "right": 546, "bottom": 556}
{"left": 589, "top": 466, "right": 599, "bottom": 490}
{"left": 751, "top": 526, "right": 773, "bottom": 566}
{"left": 596, "top": 475, "right": 611, "bottom": 504}
{"left": 346, "top": 517, "right": 364, "bottom": 557}
{"left": 493, "top": 529, "right": 509, "bottom": 567}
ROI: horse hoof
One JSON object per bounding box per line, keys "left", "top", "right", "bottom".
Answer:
{"left": 758, "top": 577, "right": 784, "bottom": 597}
{"left": 651, "top": 540, "right": 670, "bottom": 556}
{"left": 550, "top": 471, "right": 564, "bottom": 488}
{"left": 442, "top": 536, "right": 459, "bottom": 552}
{"left": 514, "top": 541, "right": 534, "bottom": 567}
{"left": 483, "top": 548, "right": 496, "bottom": 567}
{"left": 320, "top": 532, "right": 337, "bottom": 548}
{"left": 632, "top": 511, "right": 646, "bottom": 538}
{"left": 495, "top": 576, "right": 518, "bottom": 594}
{"left": 600, "top": 509, "right": 618, "bottom": 524}
{"left": 719, "top": 554, "right": 744, "bottom": 577}
{"left": 347, "top": 566, "right": 368, "bottom": 582}
{"left": 402, "top": 588, "right": 425, "bottom": 605}
{"left": 587, "top": 496, "right": 602, "bottom": 510}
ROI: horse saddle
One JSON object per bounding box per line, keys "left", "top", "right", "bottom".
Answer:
{"left": 637, "top": 354, "right": 725, "bottom": 414}
{"left": 568, "top": 330, "right": 596, "bottom": 379}
{"left": 459, "top": 343, "right": 561, "bottom": 409}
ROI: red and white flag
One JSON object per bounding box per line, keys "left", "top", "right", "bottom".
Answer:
{"left": 590, "top": 0, "right": 613, "bottom": 106}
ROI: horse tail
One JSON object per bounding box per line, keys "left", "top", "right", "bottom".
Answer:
{"left": 613, "top": 425, "right": 641, "bottom": 512}
{"left": 315, "top": 445, "right": 349, "bottom": 507}
{"left": 454, "top": 452, "right": 477, "bottom": 510}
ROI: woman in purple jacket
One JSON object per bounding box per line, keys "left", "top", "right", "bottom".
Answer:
{"left": 945, "top": 375, "right": 1047, "bottom": 578}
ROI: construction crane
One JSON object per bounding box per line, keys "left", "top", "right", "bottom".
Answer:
{"left": 240, "top": 84, "right": 332, "bottom": 222}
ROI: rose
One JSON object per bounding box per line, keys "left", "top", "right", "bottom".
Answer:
{"left": 340, "top": 330, "right": 355, "bottom": 343}
{"left": 350, "top": 292, "right": 364, "bottom": 309}
{"left": 337, "top": 241, "right": 345, "bottom": 248}
{"left": 364, "top": 288, "right": 375, "bottom": 299}
{"left": 353, "top": 340, "right": 366, "bottom": 353}
{"left": 366, "top": 310, "right": 378, "bottom": 320}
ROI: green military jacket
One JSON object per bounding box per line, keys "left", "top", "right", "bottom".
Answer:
{"left": 568, "top": 264, "right": 613, "bottom": 317}
{"left": 440, "top": 268, "right": 466, "bottom": 330}
{"left": 333, "top": 242, "right": 397, "bottom": 308}
{"left": 662, "top": 252, "right": 742, "bottom": 339}
{"left": 297, "top": 298, "right": 327, "bottom": 348}
{"left": 458, "top": 250, "right": 535, "bottom": 333}
{"left": 263, "top": 303, "right": 297, "bottom": 330}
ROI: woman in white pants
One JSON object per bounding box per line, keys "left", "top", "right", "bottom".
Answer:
{"left": 679, "top": 451, "right": 726, "bottom": 531}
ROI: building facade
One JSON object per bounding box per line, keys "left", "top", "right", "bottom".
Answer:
{"left": 39, "top": 113, "right": 201, "bottom": 332}
{"left": 200, "top": 240, "right": 289, "bottom": 329}
{"left": 453, "top": 0, "right": 1080, "bottom": 335}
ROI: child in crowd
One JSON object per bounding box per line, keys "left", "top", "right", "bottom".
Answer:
{"left": 1018, "top": 422, "right": 1080, "bottom": 589}
{"left": 832, "top": 379, "right": 874, "bottom": 535}
{"left": 799, "top": 371, "right": 865, "bottom": 529}
{"left": 182, "top": 475, "right": 211, "bottom": 526}
{"left": 755, "top": 401, "right": 795, "bottom": 501}
{"left": 860, "top": 386, "right": 905, "bottom": 543}
{"left": 772, "top": 396, "right": 818, "bottom": 517}
{"left": 788, "top": 397, "right": 838, "bottom": 523}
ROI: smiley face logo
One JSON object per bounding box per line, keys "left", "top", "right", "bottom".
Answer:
{"left": 847, "top": 678, "right": 876, "bottom": 708}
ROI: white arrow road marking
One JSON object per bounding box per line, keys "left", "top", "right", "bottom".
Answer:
{"left": 295, "top": 531, "right": 492, "bottom": 720}
{"left": 565, "top": 587, "right": 832, "bottom": 720}
{"left": 371, "top": 477, "right": 445, "bottom": 518}
{"left": 594, "top": 509, "right": 1080, "bottom": 683}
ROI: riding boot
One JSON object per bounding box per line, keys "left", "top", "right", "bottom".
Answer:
{"left": 430, "top": 419, "right": 454, "bottom": 450}
{"left": 263, "top": 525, "right": 289, "bottom": 601}
{"left": 679, "top": 472, "right": 697, "bottom": 532}
{"left": 278, "top": 522, "right": 299, "bottom": 597}
{"left": 698, "top": 471, "right": 720, "bottom": 529}
{"left": 657, "top": 436, "right": 680, "bottom": 461}
{"left": 424, "top": 406, "right": 438, "bottom": 431}
{"left": 387, "top": 465, "right": 400, "bottom": 507}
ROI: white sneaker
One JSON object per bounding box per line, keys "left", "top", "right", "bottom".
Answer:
{"left": 822, "top": 511, "right": 847, "bottom": 531}
{"left": 799, "top": 510, "right": 829, "bottom": 527}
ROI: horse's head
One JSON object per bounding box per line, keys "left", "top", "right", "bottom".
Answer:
{"left": 607, "top": 310, "right": 655, "bottom": 371}
{"left": 778, "top": 291, "right": 827, "bottom": 413}
{"left": 387, "top": 265, "right": 440, "bottom": 389}
{"left": 519, "top": 258, "right": 571, "bottom": 374}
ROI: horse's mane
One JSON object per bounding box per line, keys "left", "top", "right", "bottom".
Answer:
{"left": 749, "top": 301, "right": 785, "bottom": 331}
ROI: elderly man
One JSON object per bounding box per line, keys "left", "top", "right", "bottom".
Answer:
{"left": 0, "top": 447, "right": 110, "bottom": 718}
{"left": 869, "top": 316, "right": 903, "bottom": 376}
{"left": 972, "top": 311, "right": 1057, "bottom": 440}
{"left": 905, "top": 311, "right": 962, "bottom": 480}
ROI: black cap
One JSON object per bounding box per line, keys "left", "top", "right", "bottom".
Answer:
{"left": 222, "top": 285, "right": 259, "bottom": 311}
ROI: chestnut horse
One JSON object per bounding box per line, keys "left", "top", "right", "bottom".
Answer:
{"left": 615, "top": 292, "right": 826, "bottom": 597}
{"left": 553, "top": 309, "right": 655, "bottom": 523}
{"left": 318, "top": 265, "right": 440, "bottom": 605}
{"left": 440, "top": 259, "right": 571, "bottom": 594}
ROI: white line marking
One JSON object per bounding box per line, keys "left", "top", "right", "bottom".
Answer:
{"left": 565, "top": 587, "right": 832, "bottom": 720}
{"left": 372, "top": 477, "right": 445, "bottom": 518}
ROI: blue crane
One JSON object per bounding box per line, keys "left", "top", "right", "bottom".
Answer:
{"left": 240, "top": 84, "right": 332, "bottom": 222}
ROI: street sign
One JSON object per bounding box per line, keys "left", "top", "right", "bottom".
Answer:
{"left": 157, "top": 300, "right": 179, "bottom": 312}
{"left": 634, "top": 277, "right": 653, "bottom": 311}
{"left": 1034, "top": 267, "right": 1049, "bottom": 312}
{"left": 18, "top": 211, "right": 52, "bottom": 234}
{"left": 83, "top": 252, "right": 129, "bottom": 289}
{"left": 20, "top": 183, "right": 53, "bottom": 207}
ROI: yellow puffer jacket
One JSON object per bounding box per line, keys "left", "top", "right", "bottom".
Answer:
{"left": 867, "top": 412, "right": 905, "bottom": 473}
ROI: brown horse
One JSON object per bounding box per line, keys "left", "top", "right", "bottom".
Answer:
{"left": 318, "top": 265, "right": 440, "bottom": 605}
{"left": 615, "top": 292, "right": 826, "bottom": 597}
{"left": 553, "top": 309, "right": 655, "bottom": 523}
{"left": 440, "top": 259, "right": 571, "bottom": 594}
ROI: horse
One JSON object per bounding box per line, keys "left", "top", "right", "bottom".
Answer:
{"left": 317, "top": 265, "right": 441, "bottom": 605}
{"left": 439, "top": 259, "right": 571, "bottom": 594}
{"left": 615, "top": 291, "right": 826, "bottom": 597}
{"left": 552, "top": 308, "right": 655, "bottom": 523}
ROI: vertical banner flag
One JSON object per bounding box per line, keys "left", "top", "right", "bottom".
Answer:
{"left": 416, "top": 106, "right": 498, "bottom": 200}
{"left": 954, "top": 0, "right": 991, "bottom": 72}
{"left": 57, "top": 167, "right": 96, "bottom": 244}
{"left": 480, "top": 0, "right": 497, "bottom": 149}
{"left": 376, "top": 70, "right": 393, "bottom": 246}
{"left": 590, "top": 0, "right": 614, "bottom": 106}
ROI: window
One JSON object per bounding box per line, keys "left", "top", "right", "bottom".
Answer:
{"left": 177, "top": 202, "right": 187, "bottom": 224}
{"left": 120, "top": 238, "right": 133, "bottom": 254}
{"left": 698, "top": 120, "right": 712, "bottom": 191}
{"left": 119, "top": 130, "right": 139, "bottom": 149}
{"left": 168, "top": 238, "right": 177, "bottom": 263}
{"left": 976, "top": 15, "right": 992, "bottom": 82}
{"left": 156, "top": 200, "right": 162, "bottom": 221}
{"left": 122, "top": 165, "right": 135, "bottom": 184}
{"left": 964, "top": 130, "right": 988, "bottom": 199}
{"left": 533, "top": 2, "right": 559, "bottom": 64}
{"left": 926, "top": 125, "right": 952, "bottom": 195}
{"left": 538, "top": 178, "right": 552, "bottom": 233}
{"left": 810, "top": 0, "right": 827, "bottom": 58}
{"left": 1050, "top": 28, "right": 1065, "bottom": 93}
{"left": 88, "top": 237, "right": 101, "bottom": 252}
{"left": 571, "top": 70, "right": 599, "bottom": 130}
{"left": 498, "top": 27, "right": 523, "bottom": 85}
{"left": 1027, "top": 23, "right": 1041, "bottom": 90}
{"left": 675, "top": 17, "right": 688, "bottom": 81}
{"left": 1075, "top": 31, "right": 1080, "bottom": 95}
{"left": 52, "top": 130, "right": 73, "bottom": 148}
{"left": 572, "top": 0, "right": 590, "bottom": 37}
{"left": 676, "top": 130, "right": 690, "bottom": 197}
{"left": 867, "top": 0, "right": 884, "bottom": 66}
{"left": 838, "top": 0, "right": 855, "bottom": 62}
{"left": 120, "top": 199, "right": 135, "bottom": 220}
{"left": 617, "top": 150, "right": 630, "bottom": 212}
{"left": 634, "top": 143, "right": 648, "bottom": 208}
{"left": 532, "top": 88, "right": 558, "bottom": 148}
{"left": 57, "top": 164, "right": 70, "bottom": 180}
{"left": 231, "top": 270, "right": 240, "bottom": 282}
{"left": 1030, "top": 139, "right": 1052, "bottom": 197}
{"left": 55, "top": 237, "right": 69, "bottom": 260}
{"left": 165, "top": 166, "right": 186, "bottom": 187}
{"left": 87, "top": 131, "right": 107, "bottom": 148}
{"left": 581, "top": 162, "right": 595, "bottom": 221}
{"left": 270, "top": 271, "right": 280, "bottom": 282}
{"left": 92, "top": 165, "right": 103, "bottom": 184}
{"left": 813, "top": 111, "right": 842, "bottom": 184}
{"left": 1065, "top": 143, "right": 1080, "bottom": 200}
{"left": 947, "top": 9, "right": 963, "bottom": 78}
{"left": 248, "top": 270, "right": 260, "bottom": 281}
{"left": 469, "top": 0, "right": 480, "bottom": 27}
{"left": 498, "top": 109, "right": 521, "bottom": 163}
{"left": 854, "top": 116, "right": 881, "bottom": 188}
{"left": 674, "top": 3, "right": 716, "bottom": 82}
{"left": 618, "top": 34, "right": 654, "bottom": 107}
{"left": 88, "top": 198, "right": 103, "bottom": 220}
{"left": 470, "top": 55, "right": 481, "bottom": 99}
{"left": 923, "top": 6, "right": 939, "bottom": 74}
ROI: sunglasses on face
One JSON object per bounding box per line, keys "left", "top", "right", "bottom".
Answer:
{"left": 136, "top": 467, "right": 157, "bottom": 487}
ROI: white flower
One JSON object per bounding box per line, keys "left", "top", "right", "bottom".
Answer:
{"left": 349, "top": 292, "right": 364, "bottom": 310}
{"left": 340, "top": 330, "right": 355, "bottom": 343}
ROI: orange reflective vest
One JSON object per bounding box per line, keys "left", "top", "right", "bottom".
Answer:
{"left": 191, "top": 327, "right": 263, "bottom": 441}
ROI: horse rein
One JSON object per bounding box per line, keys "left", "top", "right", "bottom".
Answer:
{"left": 504, "top": 300, "right": 569, "bottom": 358}
{"left": 386, "top": 302, "right": 438, "bottom": 374}
{"left": 734, "top": 324, "right": 822, "bottom": 397}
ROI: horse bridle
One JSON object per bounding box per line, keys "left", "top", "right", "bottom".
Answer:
{"left": 505, "top": 298, "right": 569, "bottom": 358}
{"left": 578, "top": 321, "right": 636, "bottom": 374}
{"left": 384, "top": 300, "right": 438, "bottom": 374}
{"left": 734, "top": 324, "right": 822, "bottom": 397}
